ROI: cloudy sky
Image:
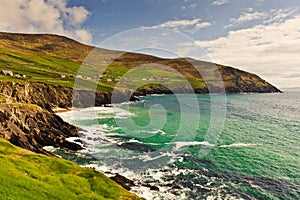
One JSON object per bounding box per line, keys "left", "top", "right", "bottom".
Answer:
{"left": 1, "top": 0, "right": 300, "bottom": 88}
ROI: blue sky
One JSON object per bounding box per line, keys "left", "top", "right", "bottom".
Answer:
{"left": 1, "top": 0, "right": 300, "bottom": 88}
{"left": 65, "top": 0, "right": 300, "bottom": 43}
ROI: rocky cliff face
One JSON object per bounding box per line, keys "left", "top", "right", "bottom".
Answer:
{"left": 0, "top": 104, "right": 82, "bottom": 155}
{"left": 0, "top": 79, "right": 280, "bottom": 156}
{"left": 0, "top": 81, "right": 73, "bottom": 110}
{"left": 0, "top": 81, "right": 115, "bottom": 155}
{"left": 0, "top": 80, "right": 280, "bottom": 113}
{"left": 0, "top": 80, "right": 113, "bottom": 111}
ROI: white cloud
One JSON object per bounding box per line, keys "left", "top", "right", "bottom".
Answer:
{"left": 143, "top": 18, "right": 212, "bottom": 33}
{"left": 195, "top": 22, "right": 212, "bottom": 29}
{"left": 197, "top": 13, "right": 300, "bottom": 88}
{"left": 189, "top": 4, "right": 197, "bottom": 9}
{"left": 75, "top": 29, "right": 92, "bottom": 44}
{"left": 159, "top": 19, "right": 201, "bottom": 28}
{"left": 0, "top": 0, "right": 92, "bottom": 43}
{"left": 212, "top": 0, "right": 230, "bottom": 6}
{"left": 225, "top": 10, "right": 267, "bottom": 28}
{"left": 225, "top": 7, "right": 298, "bottom": 29}
{"left": 181, "top": 3, "right": 197, "bottom": 9}
{"left": 263, "top": 7, "right": 298, "bottom": 24}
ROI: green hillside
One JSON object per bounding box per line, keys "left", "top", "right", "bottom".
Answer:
{"left": 0, "top": 32, "right": 281, "bottom": 200}
{"left": 0, "top": 138, "right": 142, "bottom": 200}
{"left": 0, "top": 32, "right": 280, "bottom": 93}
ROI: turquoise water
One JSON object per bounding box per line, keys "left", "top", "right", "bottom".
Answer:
{"left": 57, "top": 92, "right": 300, "bottom": 199}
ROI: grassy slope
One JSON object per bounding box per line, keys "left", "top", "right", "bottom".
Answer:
{"left": 0, "top": 32, "right": 279, "bottom": 93}
{"left": 0, "top": 32, "right": 280, "bottom": 200}
{"left": 0, "top": 138, "right": 141, "bottom": 200}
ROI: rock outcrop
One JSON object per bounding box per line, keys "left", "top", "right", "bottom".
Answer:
{"left": 0, "top": 104, "right": 82, "bottom": 155}
{"left": 0, "top": 80, "right": 113, "bottom": 111}
{"left": 0, "top": 80, "right": 281, "bottom": 114}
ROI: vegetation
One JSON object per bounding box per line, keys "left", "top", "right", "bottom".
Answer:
{"left": 0, "top": 31, "right": 280, "bottom": 200}
{"left": 0, "top": 32, "right": 280, "bottom": 93}
{"left": 0, "top": 138, "right": 142, "bottom": 200}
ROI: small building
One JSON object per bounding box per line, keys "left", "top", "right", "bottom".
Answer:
{"left": 13, "top": 73, "right": 26, "bottom": 79}
{"left": 76, "top": 75, "right": 83, "bottom": 79}
{"left": 15, "top": 74, "right": 21, "bottom": 78}
{"left": 1, "top": 70, "right": 13, "bottom": 76}
{"left": 106, "top": 78, "right": 112, "bottom": 82}
{"left": 86, "top": 76, "right": 92, "bottom": 80}
{"left": 60, "top": 74, "right": 66, "bottom": 78}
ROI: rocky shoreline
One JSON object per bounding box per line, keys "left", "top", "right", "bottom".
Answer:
{"left": 0, "top": 80, "right": 282, "bottom": 193}
{"left": 0, "top": 79, "right": 281, "bottom": 156}
{"left": 0, "top": 104, "right": 82, "bottom": 156}
{"left": 0, "top": 80, "right": 281, "bottom": 112}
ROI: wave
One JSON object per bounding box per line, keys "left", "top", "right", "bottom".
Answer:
{"left": 148, "top": 129, "right": 166, "bottom": 135}
{"left": 148, "top": 94, "right": 166, "bottom": 97}
{"left": 173, "top": 141, "right": 215, "bottom": 151}
{"left": 219, "top": 143, "right": 258, "bottom": 148}
{"left": 56, "top": 106, "right": 133, "bottom": 121}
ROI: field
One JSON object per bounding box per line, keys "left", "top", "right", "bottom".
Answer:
{"left": 0, "top": 32, "right": 277, "bottom": 93}
{"left": 0, "top": 138, "right": 141, "bottom": 200}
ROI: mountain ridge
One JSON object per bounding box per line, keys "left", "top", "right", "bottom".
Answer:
{"left": 0, "top": 31, "right": 281, "bottom": 94}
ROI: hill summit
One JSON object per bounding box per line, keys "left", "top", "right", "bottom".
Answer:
{"left": 0, "top": 31, "right": 280, "bottom": 94}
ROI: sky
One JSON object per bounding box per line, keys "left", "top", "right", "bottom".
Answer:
{"left": 1, "top": 0, "right": 300, "bottom": 88}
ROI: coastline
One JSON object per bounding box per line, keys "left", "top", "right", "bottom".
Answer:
{"left": 53, "top": 107, "right": 81, "bottom": 113}
{"left": 54, "top": 94, "right": 300, "bottom": 199}
{"left": 0, "top": 31, "right": 291, "bottom": 200}
{"left": 0, "top": 88, "right": 290, "bottom": 199}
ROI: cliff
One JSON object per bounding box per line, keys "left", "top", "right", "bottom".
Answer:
{"left": 0, "top": 78, "right": 280, "bottom": 114}
{"left": 0, "top": 104, "right": 82, "bottom": 155}
{"left": 0, "top": 80, "right": 112, "bottom": 111}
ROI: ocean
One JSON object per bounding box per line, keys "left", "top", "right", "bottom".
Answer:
{"left": 56, "top": 91, "right": 300, "bottom": 199}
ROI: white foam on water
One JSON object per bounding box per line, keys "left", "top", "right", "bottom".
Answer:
{"left": 148, "top": 129, "right": 166, "bottom": 135}
{"left": 148, "top": 94, "right": 165, "bottom": 97}
{"left": 82, "top": 160, "right": 191, "bottom": 200}
{"left": 80, "top": 153, "right": 238, "bottom": 200}
{"left": 219, "top": 143, "right": 258, "bottom": 148}
{"left": 56, "top": 106, "right": 241, "bottom": 200}
{"left": 43, "top": 146, "right": 58, "bottom": 152}
{"left": 65, "top": 137, "right": 84, "bottom": 147}
{"left": 57, "top": 106, "right": 133, "bottom": 122}
{"left": 128, "top": 139, "right": 142, "bottom": 143}
{"left": 173, "top": 141, "right": 215, "bottom": 150}
{"left": 114, "top": 111, "right": 132, "bottom": 118}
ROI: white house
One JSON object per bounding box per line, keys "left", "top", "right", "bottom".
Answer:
{"left": 1, "top": 70, "right": 13, "bottom": 76}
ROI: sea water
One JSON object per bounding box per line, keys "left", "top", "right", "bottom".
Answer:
{"left": 57, "top": 91, "right": 300, "bottom": 199}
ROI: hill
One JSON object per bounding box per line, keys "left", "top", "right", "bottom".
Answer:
{"left": 0, "top": 137, "right": 142, "bottom": 200}
{"left": 0, "top": 32, "right": 280, "bottom": 94}
{"left": 0, "top": 32, "right": 281, "bottom": 199}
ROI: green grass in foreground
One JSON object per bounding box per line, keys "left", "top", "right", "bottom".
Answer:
{"left": 0, "top": 138, "right": 141, "bottom": 200}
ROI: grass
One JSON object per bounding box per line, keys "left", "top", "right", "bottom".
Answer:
{"left": 0, "top": 31, "right": 277, "bottom": 93}
{"left": 0, "top": 103, "right": 42, "bottom": 110}
{"left": 0, "top": 138, "right": 142, "bottom": 200}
